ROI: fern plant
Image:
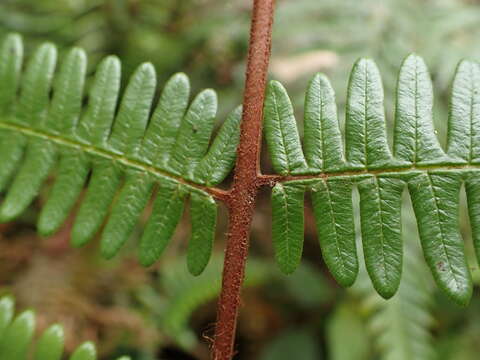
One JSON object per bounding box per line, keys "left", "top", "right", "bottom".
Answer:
{"left": 265, "top": 55, "right": 479, "bottom": 306}
{"left": 0, "top": 0, "right": 480, "bottom": 358}
{"left": 0, "top": 32, "right": 241, "bottom": 276}
{"left": 0, "top": 295, "right": 129, "bottom": 360}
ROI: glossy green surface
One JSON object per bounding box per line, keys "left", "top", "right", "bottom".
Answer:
{"left": 194, "top": 105, "right": 242, "bottom": 186}
{"left": 0, "top": 34, "right": 241, "bottom": 274}
{"left": 272, "top": 183, "right": 305, "bottom": 274}
{"left": 264, "top": 81, "right": 308, "bottom": 175}
{"left": 358, "top": 176, "right": 403, "bottom": 299}
{"left": 311, "top": 178, "right": 357, "bottom": 287}
{"left": 187, "top": 192, "right": 217, "bottom": 276}
{"left": 0, "top": 33, "right": 22, "bottom": 116}
{"left": 266, "top": 54, "right": 480, "bottom": 304}
{"left": 139, "top": 182, "right": 186, "bottom": 267}
{"left": 303, "top": 73, "right": 344, "bottom": 172}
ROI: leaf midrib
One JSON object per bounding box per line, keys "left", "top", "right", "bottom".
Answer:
{"left": 4, "top": 117, "right": 480, "bottom": 194}
{"left": 0, "top": 119, "right": 212, "bottom": 196}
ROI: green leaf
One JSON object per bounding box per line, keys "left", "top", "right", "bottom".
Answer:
{"left": 0, "top": 34, "right": 238, "bottom": 272}
{"left": 393, "top": 54, "right": 446, "bottom": 165}
{"left": 311, "top": 178, "right": 357, "bottom": 287}
{"left": 35, "top": 48, "right": 88, "bottom": 235}
{"left": 303, "top": 73, "right": 344, "bottom": 172}
{"left": 37, "top": 150, "right": 89, "bottom": 236}
{"left": 194, "top": 105, "right": 242, "bottom": 186}
{"left": 264, "top": 80, "right": 308, "bottom": 175}
{"left": 16, "top": 42, "right": 57, "bottom": 127}
{"left": 0, "top": 139, "right": 57, "bottom": 221}
{"left": 45, "top": 47, "right": 87, "bottom": 134}
{"left": 167, "top": 89, "right": 218, "bottom": 179}
{"left": 143, "top": 72, "right": 190, "bottom": 166}
{"left": 345, "top": 58, "right": 392, "bottom": 169}
{"left": 187, "top": 193, "right": 217, "bottom": 275}
{"left": 101, "top": 171, "right": 154, "bottom": 259}
{"left": 465, "top": 175, "right": 480, "bottom": 265}
{"left": 0, "top": 132, "right": 26, "bottom": 192}
{"left": 76, "top": 56, "right": 121, "bottom": 145}
{"left": 34, "top": 324, "right": 64, "bottom": 360}
{"left": 0, "top": 42, "right": 56, "bottom": 192}
{"left": 408, "top": 172, "right": 472, "bottom": 305}
{"left": 0, "top": 33, "right": 23, "bottom": 115}
{"left": 446, "top": 60, "right": 480, "bottom": 163}
{"left": 139, "top": 182, "right": 186, "bottom": 266}
{"left": 108, "top": 63, "right": 156, "bottom": 157}
{"left": 272, "top": 183, "right": 305, "bottom": 274}
{"left": 358, "top": 176, "right": 404, "bottom": 298}
{"left": 265, "top": 54, "right": 479, "bottom": 303}
{"left": 70, "top": 159, "right": 122, "bottom": 247}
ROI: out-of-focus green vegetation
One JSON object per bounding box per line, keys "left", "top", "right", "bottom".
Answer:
{"left": 1, "top": 0, "right": 480, "bottom": 359}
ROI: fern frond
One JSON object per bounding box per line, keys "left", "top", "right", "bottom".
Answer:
{"left": 266, "top": 55, "right": 480, "bottom": 305}
{"left": 0, "top": 295, "right": 129, "bottom": 360}
{"left": 0, "top": 33, "right": 241, "bottom": 275}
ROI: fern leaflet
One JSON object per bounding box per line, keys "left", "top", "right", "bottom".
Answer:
{"left": 0, "top": 31, "right": 478, "bottom": 306}
{"left": 0, "top": 33, "right": 241, "bottom": 275}
{"left": 265, "top": 55, "right": 480, "bottom": 305}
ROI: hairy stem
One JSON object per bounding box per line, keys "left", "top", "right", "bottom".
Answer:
{"left": 212, "top": 0, "right": 275, "bottom": 359}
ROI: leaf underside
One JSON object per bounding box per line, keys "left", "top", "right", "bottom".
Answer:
{"left": 266, "top": 56, "right": 480, "bottom": 305}
{"left": 0, "top": 295, "right": 130, "bottom": 360}
{"left": 1, "top": 32, "right": 478, "bottom": 305}
{"left": 0, "top": 33, "right": 242, "bottom": 275}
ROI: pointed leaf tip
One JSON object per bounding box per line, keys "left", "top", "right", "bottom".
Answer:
{"left": 272, "top": 183, "right": 305, "bottom": 274}
{"left": 264, "top": 80, "right": 308, "bottom": 175}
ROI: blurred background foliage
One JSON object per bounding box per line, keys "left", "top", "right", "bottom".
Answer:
{"left": 1, "top": 0, "right": 480, "bottom": 359}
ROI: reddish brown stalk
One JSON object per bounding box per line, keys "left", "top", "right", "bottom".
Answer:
{"left": 212, "top": 0, "right": 275, "bottom": 359}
